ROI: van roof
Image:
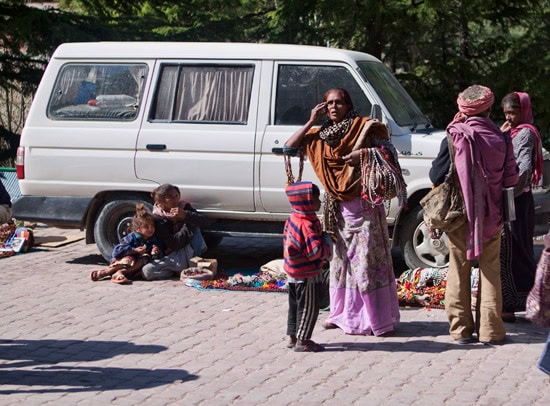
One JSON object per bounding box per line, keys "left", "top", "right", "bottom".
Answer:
{"left": 52, "top": 42, "right": 381, "bottom": 64}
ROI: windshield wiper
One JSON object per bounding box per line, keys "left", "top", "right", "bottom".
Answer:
{"left": 410, "top": 112, "right": 432, "bottom": 132}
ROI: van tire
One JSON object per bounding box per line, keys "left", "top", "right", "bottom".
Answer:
{"left": 94, "top": 199, "right": 152, "bottom": 261}
{"left": 400, "top": 205, "right": 450, "bottom": 269}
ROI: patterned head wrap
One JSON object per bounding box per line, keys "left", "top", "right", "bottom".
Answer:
{"left": 451, "top": 85, "right": 494, "bottom": 124}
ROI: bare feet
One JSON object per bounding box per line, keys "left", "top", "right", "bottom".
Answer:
{"left": 111, "top": 271, "right": 131, "bottom": 284}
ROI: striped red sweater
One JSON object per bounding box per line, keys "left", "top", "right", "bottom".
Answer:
{"left": 283, "top": 182, "right": 330, "bottom": 279}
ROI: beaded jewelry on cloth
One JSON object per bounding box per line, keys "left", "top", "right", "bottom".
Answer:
{"left": 359, "top": 140, "right": 407, "bottom": 207}
{"left": 318, "top": 110, "right": 359, "bottom": 147}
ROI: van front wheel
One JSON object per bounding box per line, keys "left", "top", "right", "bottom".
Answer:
{"left": 94, "top": 199, "right": 152, "bottom": 261}
{"left": 400, "top": 205, "right": 450, "bottom": 269}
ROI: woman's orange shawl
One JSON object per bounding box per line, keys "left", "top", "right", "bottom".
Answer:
{"left": 304, "top": 116, "right": 389, "bottom": 201}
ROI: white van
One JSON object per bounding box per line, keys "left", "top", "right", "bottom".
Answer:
{"left": 13, "top": 42, "right": 449, "bottom": 268}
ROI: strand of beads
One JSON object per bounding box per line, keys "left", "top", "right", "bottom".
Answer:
{"left": 360, "top": 146, "right": 407, "bottom": 207}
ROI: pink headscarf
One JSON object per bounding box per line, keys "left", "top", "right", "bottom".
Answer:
{"left": 510, "top": 91, "right": 543, "bottom": 186}
{"left": 451, "top": 85, "right": 494, "bottom": 124}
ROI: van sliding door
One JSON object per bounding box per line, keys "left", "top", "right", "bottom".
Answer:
{"left": 136, "top": 61, "right": 260, "bottom": 212}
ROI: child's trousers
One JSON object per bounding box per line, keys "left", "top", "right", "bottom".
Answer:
{"left": 287, "top": 275, "right": 321, "bottom": 341}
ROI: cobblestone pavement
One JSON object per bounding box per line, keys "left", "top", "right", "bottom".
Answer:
{"left": 0, "top": 225, "right": 548, "bottom": 405}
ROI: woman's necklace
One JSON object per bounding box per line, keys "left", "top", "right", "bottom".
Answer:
{"left": 318, "top": 110, "right": 359, "bottom": 147}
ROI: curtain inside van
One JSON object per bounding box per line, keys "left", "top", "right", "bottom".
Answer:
{"left": 153, "top": 65, "right": 254, "bottom": 124}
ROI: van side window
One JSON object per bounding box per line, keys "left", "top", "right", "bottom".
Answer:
{"left": 47, "top": 63, "right": 147, "bottom": 121}
{"left": 275, "top": 65, "right": 372, "bottom": 125}
{"left": 151, "top": 64, "right": 254, "bottom": 124}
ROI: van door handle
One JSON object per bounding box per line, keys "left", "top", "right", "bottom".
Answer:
{"left": 146, "top": 144, "right": 167, "bottom": 151}
{"left": 272, "top": 146, "right": 303, "bottom": 157}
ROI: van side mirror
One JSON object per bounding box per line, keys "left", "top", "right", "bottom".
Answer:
{"left": 370, "top": 104, "right": 382, "bottom": 121}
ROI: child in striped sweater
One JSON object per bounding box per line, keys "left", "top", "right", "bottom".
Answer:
{"left": 283, "top": 181, "right": 331, "bottom": 352}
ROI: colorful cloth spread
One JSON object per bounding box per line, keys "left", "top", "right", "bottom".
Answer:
{"left": 187, "top": 269, "right": 288, "bottom": 292}
{"left": 397, "top": 268, "right": 448, "bottom": 308}
{"left": 397, "top": 267, "right": 479, "bottom": 309}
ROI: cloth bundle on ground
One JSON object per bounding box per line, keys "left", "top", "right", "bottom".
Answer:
{"left": 0, "top": 224, "right": 34, "bottom": 258}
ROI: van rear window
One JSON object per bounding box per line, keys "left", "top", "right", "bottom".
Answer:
{"left": 150, "top": 64, "right": 254, "bottom": 124}
{"left": 47, "top": 63, "right": 147, "bottom": 121}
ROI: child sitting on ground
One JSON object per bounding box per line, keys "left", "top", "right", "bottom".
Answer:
{"left": 90, "top": 204, "right": 162, "bottom": 284}
{"left": 283, "top": 181, "right": 331, "bottom": 352}
{"left": 140, "top": 183, "right": 209, "bottom": 281}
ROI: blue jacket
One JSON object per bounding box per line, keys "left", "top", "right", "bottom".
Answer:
{"left": 111, "top": 232, "right": 162, "bottom": 261}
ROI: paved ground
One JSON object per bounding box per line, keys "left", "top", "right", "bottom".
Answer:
{"left": 0, "top": 225, "right": 549, "bottom": 405}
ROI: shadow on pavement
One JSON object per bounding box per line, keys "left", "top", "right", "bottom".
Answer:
{"left": 66, "top": 254, "right": 108, "bottom": 266}
{"left": 0, "top": 339, "right": 198, "bottom": 394}
{"left": 0, "top": 366, "right": 198, "bottom": 394}
{"left": 0, "top": 339, "right": 166, "bottom": 367}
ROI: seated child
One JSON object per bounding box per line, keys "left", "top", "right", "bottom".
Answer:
{"left": 284, "top": 181, "right": 331, "bottom": 352}
{"left": 141, "top": 184, "right": 209, "bottom": 281}
{"left": 90, "top": 204, "right": 161, "bottom": 284}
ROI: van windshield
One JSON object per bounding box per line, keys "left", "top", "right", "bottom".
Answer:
{"left": 357, "top": 61, "right": 429, "bottom": 128}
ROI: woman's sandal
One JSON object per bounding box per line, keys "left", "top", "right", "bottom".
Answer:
{"left": 294, "top": 340, "right": 325, "bottom": 352}
{"left": 322, "top": 321, "right": 337, "bottom": 329}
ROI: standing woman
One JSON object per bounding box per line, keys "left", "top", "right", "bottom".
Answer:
{"left": 500, "top": 92, "right": 543, "bottom": 322}
{"left": 284, "top": 88, "right": 401, "bottom": 336}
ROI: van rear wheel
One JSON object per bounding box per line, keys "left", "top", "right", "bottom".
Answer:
{"left": 94, "top": 199, "right": 152, "bottom": 261}
{"left": 400, "top": 205, "right": 450, "bottom": 269}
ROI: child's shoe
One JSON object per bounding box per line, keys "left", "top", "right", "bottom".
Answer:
{"left": 287, "top": 335, "right": 297, "bottom": 348}
{"left": 294, "top": 339, "right": 325, "bottom": 352}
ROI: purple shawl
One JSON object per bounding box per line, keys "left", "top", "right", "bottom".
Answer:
{"left": 447, "top": 121, "right": 486, "bottom": 260}
{"left": 447, "top": 117, "right": 518, "bottom": 260}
